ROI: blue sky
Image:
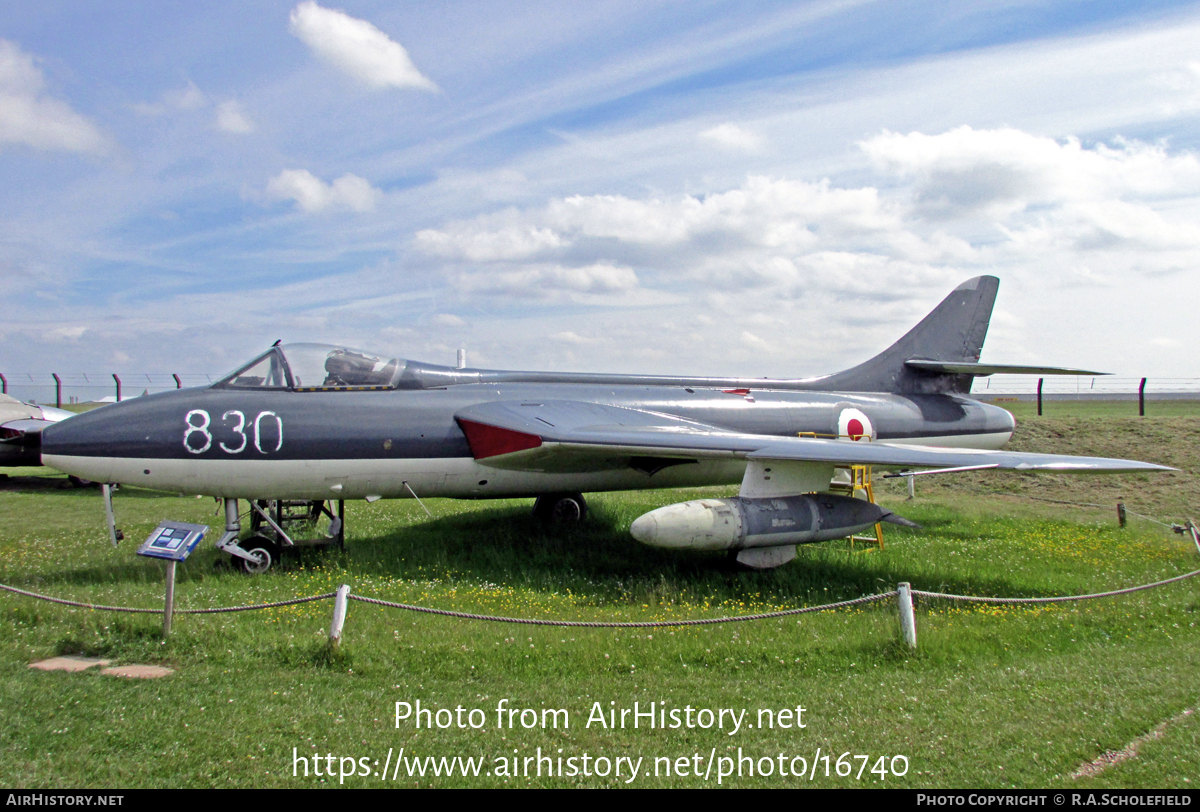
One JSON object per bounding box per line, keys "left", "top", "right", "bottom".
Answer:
{"left": 2, "top": 0, "right": 1199, "bottom": 381}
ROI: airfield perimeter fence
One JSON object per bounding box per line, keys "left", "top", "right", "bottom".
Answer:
{"left": 3, "top": 372, "right": 1200, "bottom": 408}
{"left": 0, "top": 372, "right": 216, "bottom": 406}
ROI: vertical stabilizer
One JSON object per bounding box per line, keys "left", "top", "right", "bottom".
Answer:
{"left": 814, "top": 276, "right": 999, "bottom": 394}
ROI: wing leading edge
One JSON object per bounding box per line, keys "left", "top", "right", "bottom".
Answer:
{"left": 454, "top": 400, "right": 1173, "bottom": 475}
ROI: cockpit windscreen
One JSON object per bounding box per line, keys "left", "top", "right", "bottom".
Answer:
{"left": 217, "top": 344, "right": 405, "bottom": 391}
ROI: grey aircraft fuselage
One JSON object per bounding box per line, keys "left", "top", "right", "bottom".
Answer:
{"left": 38, "top": 276, "right": 1170, "bottom": 572}
{"left": 39, "top": 363, "right": 1015, "bottom": 502}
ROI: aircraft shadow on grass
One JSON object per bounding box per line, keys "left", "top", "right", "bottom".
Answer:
{"left": 5, "top": 496, "right": 1091, "bottom": 610}
{"left": 318, "top": 502, "right": 1074, "bottom": 608}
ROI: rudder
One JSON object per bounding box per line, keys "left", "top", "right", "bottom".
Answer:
{"left": 813, "top": 276, "right": 999, "bottom": 394}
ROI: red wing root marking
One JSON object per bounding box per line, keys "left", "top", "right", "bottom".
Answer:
{"left": 456, "top": 419, "right": 543, "bottom": 459}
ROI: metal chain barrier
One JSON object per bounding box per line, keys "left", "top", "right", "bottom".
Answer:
{"left": 347, "top": 591, "right": 896, "bottom": 628}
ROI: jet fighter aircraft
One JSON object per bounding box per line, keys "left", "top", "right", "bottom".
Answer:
{"left": 1, "top": 393, "right": 75, "bottom": 467}
{"left": 40, "top": 276, "right": 1171, "bottom": 571}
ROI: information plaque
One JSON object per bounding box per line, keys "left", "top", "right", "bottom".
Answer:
{"left": 136, "top": 521, "right": 208, "bottom": 562}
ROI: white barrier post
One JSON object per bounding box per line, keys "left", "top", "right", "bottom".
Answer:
{"left": 897, "top": 582, "right": 917, "bottom": 649}
{"left": 329, "top": 584, "right": 350, "bottom": 648}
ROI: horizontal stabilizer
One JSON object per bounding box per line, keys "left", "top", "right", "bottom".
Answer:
{"left": 905, "top": 360, "right": 1107, "bottom": 376}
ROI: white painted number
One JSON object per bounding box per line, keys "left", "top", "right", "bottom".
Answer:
{"left": 253, "top": 411, "right": 283, "bottom": 454}
{"left": 184, "top": 409, "right": 283, "bottom": 455}
{"left": 219, "top": 410, "right": 247, "bottom": 454}
{"left": 184, "top": 409, "right": 212, "bottom": 454}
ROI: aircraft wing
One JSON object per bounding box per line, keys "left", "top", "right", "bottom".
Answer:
{"left": 453, "top": 400, "right": 1172, "bottom": 474}
{"left": 0, "top": 395, "right": 77, "bottom": 467}
{"left": 0, "top": 419, "right": 61, "bottom": 466}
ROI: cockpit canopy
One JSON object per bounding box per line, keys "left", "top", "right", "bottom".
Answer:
{"left": 216, "top": 343, "right": 406, "bottom": 391}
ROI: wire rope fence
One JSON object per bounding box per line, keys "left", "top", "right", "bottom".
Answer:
{"left": 4, "top": 561, "right": 1198, "bottom": 650}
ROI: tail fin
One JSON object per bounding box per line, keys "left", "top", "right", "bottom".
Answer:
{"left": 815, "top": 276, "right": 999, "bottom": 394}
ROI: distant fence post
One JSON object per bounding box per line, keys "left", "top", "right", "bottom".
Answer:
{"left": 173, "top": 374, "right": 182, "bottom": 389}
{"left": 52, "top": 373, "right": 61, "bottom": 408}
{"left": 1037, "top": 378, "right": 1044, "bottom": 416}
{"left": 897, "top": 582, "right": 917, "bottom": 649}
{"left": 113, "top": 374, "right": 121, "bottom": 403}
{"left": 1139, "top": 378, "right": 1147, "bottom": 417}
{"left": 1117, "top": 502, "right": 1126, "bottom": 528}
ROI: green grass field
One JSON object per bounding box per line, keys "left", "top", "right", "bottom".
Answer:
{"left": 1, "top": 404, "right": 1198, "bottom": 788}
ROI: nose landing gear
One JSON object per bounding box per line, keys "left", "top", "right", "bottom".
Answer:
{"left": 215, "top": 497, "right": 346, "bottom": 574}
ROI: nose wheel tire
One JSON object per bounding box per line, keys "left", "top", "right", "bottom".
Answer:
{"left": 235, "top": 536, "right": 280, "bottom": 574}
{"left": 533, "top": 492, "right": 588, "bottom": 523}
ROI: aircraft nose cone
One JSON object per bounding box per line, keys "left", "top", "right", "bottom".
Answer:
{"left": 630, "top": 513, "right": 658, "bottom": 545}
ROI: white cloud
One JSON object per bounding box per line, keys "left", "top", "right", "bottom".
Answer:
{"left": 132, "top": 81, "right": 208, "bottom": 117}
{"left": 132, "top": 83, "right": 254, "bottom": 134}
{"left": 863, "top": 126, "right": 1200, "bottom": 254}
{"left": 431, "top": 313, "right": 465, "bottom": 327}
{"left": 410, "top": 125, "right": 1200, "bottom": 328}
{"left": 413, "top": 174, "right": 953, "bottom": 303}
{"left": 0, "top": 40, "right": 105, "bottom": 153}
{"left": 45, "top": 325, "right": 87, "bottom": 341}
{"left": 265, "top": 168, "right": 381, "bottom": 213}
{"left": 288, "top": 1, "right": 438, "bottom": 92}
{"left": 865, "top": 127, "right": 1200, "bottom": 211}
{"left": 454, "top": 262, "right": 639, "bottom": 300}
{"left": 740, "top": 330, "right": 772, "bottom": 352}
{"left": 699, "top": 123, "right": 762, "bottom": 151}
{"left": 416, "top": 222, "right": 563, "bottom": 261}
{"left": 550, "top": 331, "right": 594, "bottom": 344}
{"left": 419, "top": 176, "right": 902, "bottom": 261}
{"left": 165, "top": 81, "right": 207, "bottom": 111}
{"left": 215, "top": 100, "right": 255, "bottom": 134}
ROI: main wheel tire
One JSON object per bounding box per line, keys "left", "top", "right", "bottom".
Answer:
{"left": 235, "top": 535, "right": 280, "bottom": 575}
{"left": 533, "top": 492, "right": 588, "bottom": 523}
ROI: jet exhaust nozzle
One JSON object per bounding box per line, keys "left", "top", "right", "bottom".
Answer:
{"left": 630, "top": 493, "right": 891, "bottom": 551}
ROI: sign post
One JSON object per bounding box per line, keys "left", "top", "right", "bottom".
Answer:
{"left": 136, "top": 521, "right": 208, "bottom": 638}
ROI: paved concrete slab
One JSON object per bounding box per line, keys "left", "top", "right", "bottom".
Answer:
{"left": 100, "top": 664, "right": 174, "bottom": 679}
{"left": 28, "top": 656, "right": 112, "bottom": 672}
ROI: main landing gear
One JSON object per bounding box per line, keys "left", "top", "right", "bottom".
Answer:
{"left": 533, "top": 492, "right": 588, "bottom": 523}
{"left": 214, "top": 497, "right": 345, "bottom": 574}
